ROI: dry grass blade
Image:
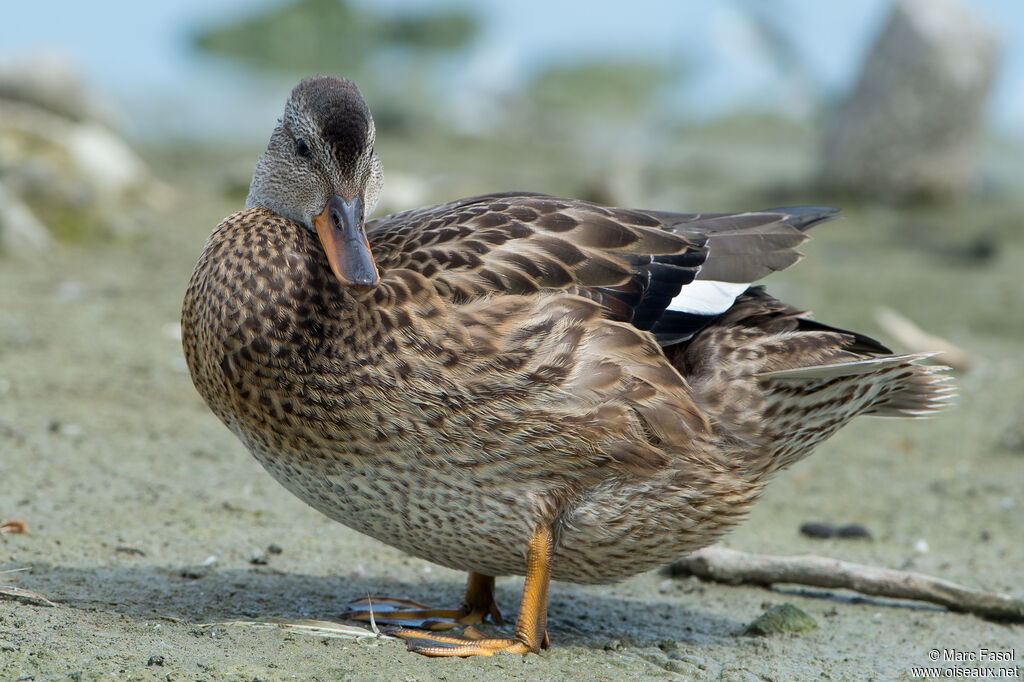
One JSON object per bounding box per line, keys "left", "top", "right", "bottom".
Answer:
{"left": 364, "top": 594, "right": 380, "bottom": 636}
{"left": 1, "top": 567, "right": 56, "bottom": 607}
{"left": 0, "top": 585, "right": 57, "bottom": 607}
{"left": 0, "top": 519, "right": 30, "bottom": 534}
{"left": 199, "top": 618, "right": 391, "bottom": 641}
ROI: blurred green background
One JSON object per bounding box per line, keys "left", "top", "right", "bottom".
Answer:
{"left": 2, "top": 0, "right": 1023, "bottom": 237}
{"left": 1, "top": 0, "right": 1023, "bottom": 217}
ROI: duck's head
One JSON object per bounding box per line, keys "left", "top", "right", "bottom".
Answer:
{"left": 246, "top": 76, "right": 382, "bottom": 291}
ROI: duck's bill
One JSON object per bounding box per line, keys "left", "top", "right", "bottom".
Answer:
{"left": 313, "top": 195, "right": 380, "bottom": 291}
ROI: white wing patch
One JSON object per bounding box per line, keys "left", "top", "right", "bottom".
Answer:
{"left": 667, "top": 280, "right": 749, "bottom": 315}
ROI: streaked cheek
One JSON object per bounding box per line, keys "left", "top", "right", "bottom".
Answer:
{"left": 294, "top": 167, "right": 332, "bottom": 224}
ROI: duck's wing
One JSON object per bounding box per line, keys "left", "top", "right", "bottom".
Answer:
{"left": 366, "top": 192, "right": 837, "bottom": 346}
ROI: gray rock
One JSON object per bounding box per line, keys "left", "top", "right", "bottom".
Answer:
{"left": 820, "top": 0, "right": 999, "bottom": 200}
{"left": 0, "top": 80, "right": 175, "bottom": 248}
{"left": 0, "top": 181, "right": 51, "bottom": 251}
{"left": 1, "top": 100, "right": 151, "bottom": 201}
{"left": 0, "top": 52, "right": 114, "bottom": 124}
{"left": 744, "top": 603, "right": 818, "bottom": 636}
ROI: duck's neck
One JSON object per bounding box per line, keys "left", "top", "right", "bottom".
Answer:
{"left": 187, "top": 208, "right": 383, "bottom": 368}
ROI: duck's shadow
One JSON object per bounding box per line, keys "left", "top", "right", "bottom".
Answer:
{"left": 12, "top": 562, "right": 743, "bottom": 649}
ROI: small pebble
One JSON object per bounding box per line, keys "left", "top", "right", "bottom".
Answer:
{"left": 744, "top": 603, "right": 818, "bottom": 636}
{"left": 267, "top": 544, "right": 283, "bottom": 554}
{"left": 835, "top": 524, "right": 871, "bottom": 539}
{"left": 115, "top": 546, "right": 146, "bottom": 556}
{"left": 47, "top": 421, "right": 83, "bottom": 438}
{"left": 180, "top": 557, "right": 217, "bottom": 579}
{"left": 678, "top": 575, "right": 705, "bottom": 593}
{"left": 799, "top": 522, "right": 835, "bottom": 539}
{"left": 800, "top": 521, "right": 871, "bottom": 540}
{"left": 146, "top": 655, "right": 165, "bottom": 667}
{"left": 604, "top": 639, "right": 622, "bottom": 651}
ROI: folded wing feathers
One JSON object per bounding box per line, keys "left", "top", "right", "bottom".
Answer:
{"left": 681, "top": 208, "right": 836, "bottom": 283}
{"left": 368, "top": 196, "right": 839, "bottom": 341}
{"left": 649, "top": 207, "right": 840, "bottom": 339}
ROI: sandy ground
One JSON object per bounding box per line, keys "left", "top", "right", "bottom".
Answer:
{"left": 1, "top": 169, "right": 1023, "bottom": 681}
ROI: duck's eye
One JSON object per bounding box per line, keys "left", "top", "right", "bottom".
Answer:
{"left": 295, "top": 137, "right": 311, "bottom": 158}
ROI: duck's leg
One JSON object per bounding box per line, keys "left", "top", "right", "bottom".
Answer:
{"left": 347, "top": 572, "right": 502, "bottom": 631}
{"left": 392, "top": 525, "right": 554, "bottom": 657}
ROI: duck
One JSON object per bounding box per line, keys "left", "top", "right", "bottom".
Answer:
{"left": 181, "top": 75, "right": 953, "bottom": 657}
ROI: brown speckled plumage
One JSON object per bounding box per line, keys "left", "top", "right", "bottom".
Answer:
{"left": 181, "top": 76, "right": 953, "bottom": 652}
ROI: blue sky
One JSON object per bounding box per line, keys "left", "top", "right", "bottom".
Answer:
{"left": 1, "top": 0, "right": 1021, "bottom": 140}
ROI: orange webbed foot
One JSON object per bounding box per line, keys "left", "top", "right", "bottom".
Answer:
{"left": 391, "top": 626, "right": 544, "bottom": 657}
{"left": 372, "top": 526, "right": 555, "bottom": 658}
{"left": 346, "top": 594, "right": 499, "bottom": 631}
{"left": 346, "top": 572, "right": 502, "bottom": 631}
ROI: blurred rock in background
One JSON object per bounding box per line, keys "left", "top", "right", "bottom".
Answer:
{"left": 0, "top": 180, "right": 50, "bottom": 252}
{"left": 819, "top": 0, "right": 999, "bottom": 202}
{"left": 0, "top": 52, "right": 116, "bottom": 125}
{"left": 0, "top": 53, "right": 173, "bottom": 251}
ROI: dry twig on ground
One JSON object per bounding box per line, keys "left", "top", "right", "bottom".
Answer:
{"left": 666, "top": 546, "right": 1023, "bottom": 622}
{"left": 876, "top": 307, "right": 973, "bottom": 371}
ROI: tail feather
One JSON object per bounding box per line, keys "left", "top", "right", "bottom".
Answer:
{"left": 858, "top": 360, "right": 956, "bottom": 418}
{"left": 757, "top": 352, "right": 934, "bottom": 380}
{"left": 760, "top": 353, "right": 955, "bottom": 416}
{"left": 755, "top": 353, "right": 954, "bottom": 472}
{"left": 676, "top": 288, "right": 955, "bottom": 478}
